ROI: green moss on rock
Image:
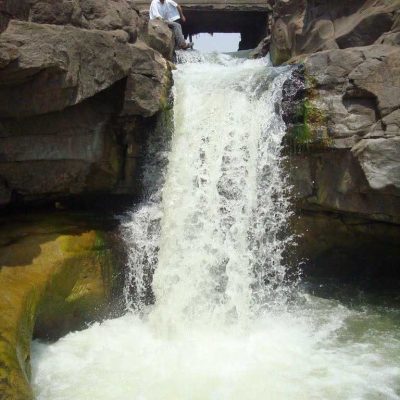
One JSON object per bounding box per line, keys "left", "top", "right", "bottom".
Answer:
{"left": 159, "top": 63, "right": 174, "bottom": 112}
{"left": 287, "top": 99, "right": 331, "bottom": 153}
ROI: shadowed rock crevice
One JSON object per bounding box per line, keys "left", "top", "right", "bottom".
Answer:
{"left": 292, "top": 210, "right": 400, "bottom": 289}
{"left": 0, "top": 80, "right": 126, "bottom": 205}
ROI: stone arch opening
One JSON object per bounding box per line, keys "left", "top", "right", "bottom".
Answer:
{"left": 182, "top": 10, "right": 269, "bottom": 50}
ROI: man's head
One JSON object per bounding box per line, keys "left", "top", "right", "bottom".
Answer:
{"left": 159, "top": 0, "right": 165, "bottom": 3}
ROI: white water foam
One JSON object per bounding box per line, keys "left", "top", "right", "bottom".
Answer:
{"left": 32, "top": 53, "right": 400, "bottom": 400}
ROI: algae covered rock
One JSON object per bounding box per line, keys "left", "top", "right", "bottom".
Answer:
{"left": 0, "top": 213, "right": 123, "bottom": 400}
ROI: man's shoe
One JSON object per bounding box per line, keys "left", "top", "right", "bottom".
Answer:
{"left": 181, "top": 42, "right": 193, "bottom": 50}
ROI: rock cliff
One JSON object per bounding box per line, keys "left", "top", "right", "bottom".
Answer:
{"left": 258, "top": 0, "right": 400, "bottom": 278}
{"left": 0, "top": 0, "right": 174, "bottom": 208}
{"left": 262, "top": 0, "right": 400, "bottom": 219}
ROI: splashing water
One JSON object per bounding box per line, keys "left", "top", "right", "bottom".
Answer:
{"left": 32, "top": 52, "right": 400, "bottom": 400}
{"left": 121, "top": 111, "right": 173, "bottom": 311}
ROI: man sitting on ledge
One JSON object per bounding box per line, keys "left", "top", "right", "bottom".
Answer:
{"left": 149, "top": 0, "right": 193, "bottom": 50}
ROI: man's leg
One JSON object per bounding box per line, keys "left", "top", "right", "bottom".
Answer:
{"left": 167, "top": 21, "right": 186, "bottom": 48}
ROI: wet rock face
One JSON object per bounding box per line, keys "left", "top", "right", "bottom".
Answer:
{"left": 249, "top": 34, "right": 271, "bottom": 59}
{"left": 280, "top": 65, "right": 306, "bottom": 132}
{"left": 0, "top": 1, "right": 174, "bottom": 208}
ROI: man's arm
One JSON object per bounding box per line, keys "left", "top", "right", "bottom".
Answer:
{"left": 177, "top": 4, "right": 186, "bottom": 23}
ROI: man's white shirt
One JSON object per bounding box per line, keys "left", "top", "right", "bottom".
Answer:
{"left": 149, "top": 0, "right": 180, "bottom": 22}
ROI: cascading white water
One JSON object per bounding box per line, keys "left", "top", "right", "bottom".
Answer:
{"left": 148, "top": 53, "right": 296, "bottom": 330}
{"left": 32, "top": 52, "right": 400, "bottom": 400}
{"left": 122, "top": 52, "right": 295, "bottom": 323}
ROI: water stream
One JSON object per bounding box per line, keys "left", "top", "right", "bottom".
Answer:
{"left": 32, "top": 52, "right": 400, "bottom": 400}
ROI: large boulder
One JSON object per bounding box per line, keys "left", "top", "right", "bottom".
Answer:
{"left": 347, "top": 46, "right": 400, "bottom": 116}
{"left": 121, "top": 42, "right": 172, "bottom": 117}
{"left": 0, "top": 213, "right": 122, "bottom": 400}
{"left": 352, "top": 137, "right": 400, "bottom": 192}
{"left": 143, "top": 18, "right": 174, "bottom": 60}
{"left": 0, "top": 21, "right": 134, "bottom": 118}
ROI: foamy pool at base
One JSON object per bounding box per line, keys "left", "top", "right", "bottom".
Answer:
{"left": 32, "top": 295, "right": 400, "bottom": 400}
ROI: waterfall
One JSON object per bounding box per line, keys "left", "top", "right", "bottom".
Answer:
{"left": 122, "top": 53, "right": 295, "bottom": 326}
{"left": 31, "top": 52, "right": 400, "bottom": 400}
